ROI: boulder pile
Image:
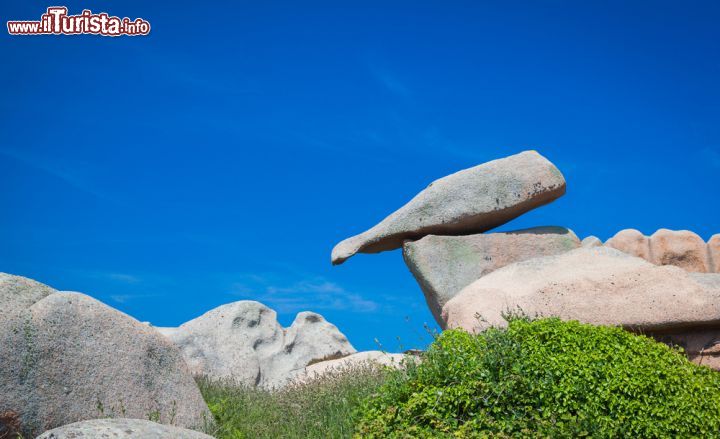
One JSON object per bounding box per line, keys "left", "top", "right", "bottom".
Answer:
{"left": 0, "top": 272, "right": 369, "bottom": 436}
{"left": 2, "top": 149, "right": 717, "bottom": 436}
{"left": 403, "top": 226, "right": 580, "bottom": 324}
{"left": 332, "top": 150, "right": 720, "bottom": 369}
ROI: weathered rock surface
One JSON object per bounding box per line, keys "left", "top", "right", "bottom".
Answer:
{"left": 604, "top": 228, "right": 716, "bottom": 273}
{"left": 709, "top": 234, "right": 720, "bottom": 273}
{"left": 403, "top": 226, "right": 580, "bottom": 326}
{"left": 581, "top": 236, "right": 602, "bottom": 248}
{"left": 158, "top": 301, "right": 356, "bottom": 388}
{"left": 0, "top": 273, "right": 57, "bottom": 439}
{"left": 331, "top": 150, "right": 566, "bottom": 265}
{"left": 692, "top": 273, "right": 720, "bottom": 290}
{"left": 442, "top": 247, "right": 720, "bottom": 333}
{"left": 605, "top": 228, "right": 651, "bottom": 260}
{"left": 649, "top": 229, "right": 709, "bottom": 272}
{"left": 0, "top": 278, "right": 209, "bottom": 438}
{"left": 0, "top": 272, "right": 56, "bottom": 315}
{"left": 292, "top": 351, "right": 408, "bottom": 384}
{"left": 635, "top": 274, "right": 720, "bottom": 370}
{"left": 36, "top": 418, "right": 213, "bottom": 439}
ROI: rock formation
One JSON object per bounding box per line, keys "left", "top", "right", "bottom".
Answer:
{"left": 606, "top": 228, "right": 717, "bottom": 273}
{"left": 581, "top": 236, "right": 602, "bottom": 248}
{"left": 292, "top": 351, "right": 408, "bottom": 384}
{"left": 157, "top": 301, "right": 355, "bottom": 388}
{"left": 330, "top": 150, "right": 719, "bottom": 370}
{"left": 604, "top": 228, "right": 651, "bottom": 260}
{"left": 649, "top": 229, "right": 709, "bottom": 272}
{"left": 403, "top": 226, "right": 580, "bottom": 326}
{"left": 442, "top": 247, "right": 720, "bottom": 333}
{"left": 0, "top": 273, "right": 209, "bottom": 438}
{"left": 331, "top": 150, "right": 566, "bottom": 265}
{"left": 36, "top": 418, "right": 214, "bottom": 439}
{"left": 710, "top": 235, "right": 720, "bottom": 273}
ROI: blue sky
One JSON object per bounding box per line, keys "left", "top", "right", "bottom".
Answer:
{"left": 1, "top": 1, "right": 719, "bottom": 351}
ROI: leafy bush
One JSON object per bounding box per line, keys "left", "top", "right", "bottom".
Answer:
{"left": 355, "top": 317, "right": 720, "bottom": 438}
{"left": 198, "top": 362, "right": 390, "bottom": 439}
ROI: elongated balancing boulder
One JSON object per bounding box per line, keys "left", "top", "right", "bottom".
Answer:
{"left": 331, "top": 150, "right": 566, "bottom": 265}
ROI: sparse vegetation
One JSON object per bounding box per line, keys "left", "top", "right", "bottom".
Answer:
{"left": 198, "top": 363, "right": 390, "bottom": 439}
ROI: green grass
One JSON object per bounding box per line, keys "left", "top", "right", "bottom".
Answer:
{"left": 197, "top": 363, "right": 391, "bottom": 439}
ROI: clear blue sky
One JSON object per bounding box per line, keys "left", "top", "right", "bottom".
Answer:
{"left": 2, "top": 1, "right": 718, "bottom": 351}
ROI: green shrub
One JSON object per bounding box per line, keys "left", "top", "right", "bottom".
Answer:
{"left": 355, "top": 317, "right": 720, "bottom": 438}
{"left": 198, "top": 362, "right": 390, "bottom": 439}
